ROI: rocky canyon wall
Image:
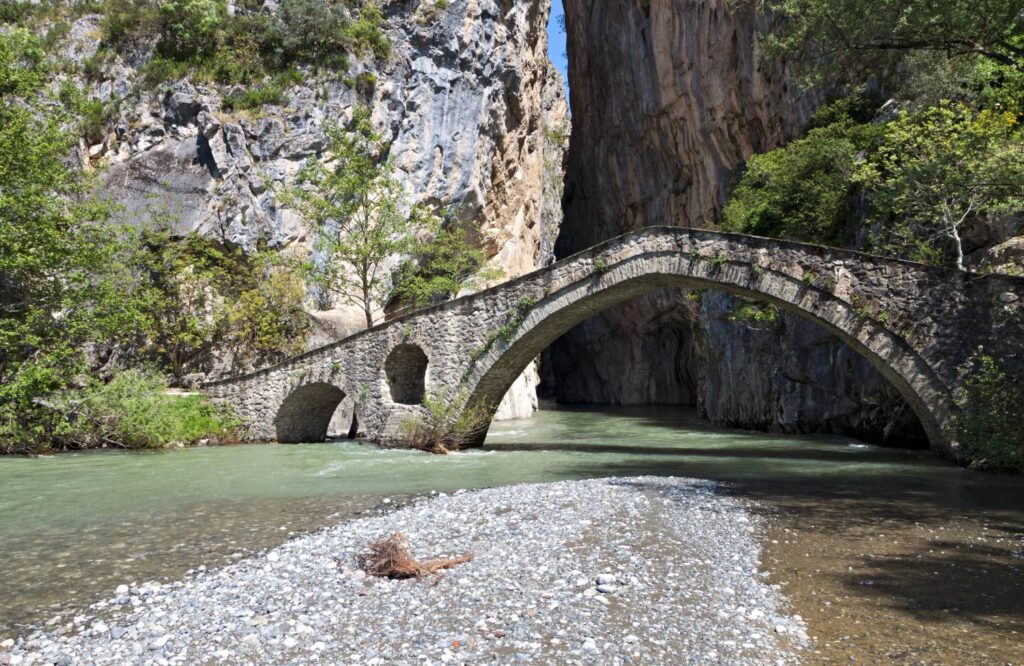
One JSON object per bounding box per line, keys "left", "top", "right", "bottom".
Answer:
{"left": 552, "top": 0, "right": 927, "bottom": 443}
{"left": 64, "top": 0, "right": 567, "bottom": 418}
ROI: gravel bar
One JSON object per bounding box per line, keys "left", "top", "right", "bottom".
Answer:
{"left": 6, "top": 476, "right": 809, "bottom": 665}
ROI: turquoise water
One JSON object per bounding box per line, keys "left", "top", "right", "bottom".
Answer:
{"left": 1, "top": 406, "right": 1019, "bottom": 637}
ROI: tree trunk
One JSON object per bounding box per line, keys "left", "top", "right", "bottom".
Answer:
{"left": 952, "top": 227, "right": 965, "bottom": 272}
{"left": 363, "top": 285, "right": 374, "bottom": 328}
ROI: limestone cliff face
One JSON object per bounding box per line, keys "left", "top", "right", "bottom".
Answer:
{"left": 698, "top": 293, "right": 928, "bottom": 446}
{"left": 552, "top": 0, "right": 924, "bottom": 443}
{"left": 66, "top": 0, "right": 567, "bottom": 417}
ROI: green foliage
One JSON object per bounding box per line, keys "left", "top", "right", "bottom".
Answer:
{"left": 398, "top": 389, "right": 491, "bottom": 454}
{"left": 724, "top": 117, "right": 871, "bottom": 245}
{"left": 98, "top": 0, "right": 387, "bottom": 86}
{"left": 133, "top": 226, "right": 310, "bottom": 380}
{"left": 0, "top": 29, "right": 149, "bottom": 452}
{"left": 390, "top": 218, "right": 499, "bottom": 312}
{"left": 750, "top": 0, "right": 1024, "bottom": 87}
{"left": 724, "top": 0, "right": 1024, "bottom": 274}
{"left": 855, "top": 103, "right": 1024, "bottom": 269}
{"left": 726, "top": 94, "right": 1024, "bottom": 268}
{"left": 344, "top": 1, "right": 390, "bottom": 59}
{"left": 0, "top": 27, "right": 308, "bottom": 454}
{"left": 221, "top": 71, "right": 303, "bottom": 110}
{"left": 157, "top": 0, "right": 227, "bottom": 59}
{"left": 953, "top": 356, "right": 1024, "bottom": 472}
{"left": 54, "top": 370, "right": 238, "bottom": 451}
{"left": 264, "top": 0, "right": 354, "bottom": 70}
{"left": 282, "top": 107, "right": 427, "bottom": 326}
{"left": 101, "top": 0, "right": 163, "bottom": 50}
{"left": 726, "top": 300, "right": 781, "bottom": 330}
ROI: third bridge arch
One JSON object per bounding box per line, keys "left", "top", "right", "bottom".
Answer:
{"left": 205, "top": 228, "right": 1024, "bottom": 459}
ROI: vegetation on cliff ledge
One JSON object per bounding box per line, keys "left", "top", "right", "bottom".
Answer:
{"left": 728, "top": 0, "right": 1024, "bottom": 271}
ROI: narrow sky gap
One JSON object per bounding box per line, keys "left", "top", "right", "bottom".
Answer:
{"left": 547, "top": 0, "right": 569, "bottom": 98}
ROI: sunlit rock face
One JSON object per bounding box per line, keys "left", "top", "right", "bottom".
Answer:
{"left": 68, "top": 0, "right": 568, "bottom": 416}
{"left": 549, "top": 0, "right": 925, "bottom": 443}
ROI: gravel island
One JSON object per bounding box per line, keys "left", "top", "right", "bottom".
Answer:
{"left": 9, "top": 477, "right": 808, "bottom": 665}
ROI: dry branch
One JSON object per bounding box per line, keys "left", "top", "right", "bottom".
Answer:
{"left": 358, "top": 532, "right": 473, "bottom": 579}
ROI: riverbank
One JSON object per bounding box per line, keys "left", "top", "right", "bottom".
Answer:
{"left": 6, "top": 477, "right": 807, "bottom": 665}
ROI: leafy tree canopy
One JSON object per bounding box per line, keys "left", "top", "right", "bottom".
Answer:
{"left": 752, "top": 0, "right": 1024, "bottom": 85}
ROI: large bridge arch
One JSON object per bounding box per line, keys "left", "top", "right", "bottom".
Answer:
{"left": 461, "top": 251, "right": 952, "bottom": 447}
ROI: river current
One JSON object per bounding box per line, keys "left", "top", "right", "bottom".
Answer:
{"left": 1, "top": 406, "right": 1021, "bottom": 661}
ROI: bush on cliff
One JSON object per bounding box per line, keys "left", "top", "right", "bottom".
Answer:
{"left": 98, "top": 0, "right": 389, "bottom": 84}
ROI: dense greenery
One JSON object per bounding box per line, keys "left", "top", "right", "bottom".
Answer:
{"left": 724, "top": 0, "right": 1024, "bottom": 469}
{"left": 1, "top": 28, "right": 143, "bottom": 451}
{"left": 725, "top": 100, "right": 1024, "bottom": 266}
{"left": 751, "top": 0, "right": 1024, "bottom": 86}
{"left": 953, "top": 356, "right": 1024, "bottom": 472}
{"left": 56, "top": 370, "right": 239, "bottom": 450}
{"left": 98, "top": 0, "right": 389, "bottom": 85}
{"left": 0, "top": 30, "right": 306, "bottom": 453}
{"left": 390, "top": 220, "right": 499, "bottom": 312}
{"left": 725, "top": 1, "right": 1024, "bottom": 267}
{"left": 132, "top": 227, "right": 310, "bottom": 381}
{"left": 284, "top": 107, "right": 493, "bottom": 325}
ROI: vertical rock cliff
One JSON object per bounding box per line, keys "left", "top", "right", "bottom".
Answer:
{"left": 552, "top": 0, "right": 926, "bottom": 443}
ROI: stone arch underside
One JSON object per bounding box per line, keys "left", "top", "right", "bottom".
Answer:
{"left": 274, "top": 382, "right": 347, "bottom": 443}
{"left": 462, "top": 253, "right": 949, "bottom": 449}
{"left": 385, "top": 343, "right": 429, "bottom": 405}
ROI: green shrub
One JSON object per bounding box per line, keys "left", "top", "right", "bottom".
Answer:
{"left": 60, "top": 370, "right": 239, "bottom": 450}
{"left": 101, "top": 0, "right": 163, "bottom": 50}
{"left": 398, "top": 390, "right": 491, "bottom": 454}
{"left": 223, "top": 81, "right": 287, "bottom": 110}
{"left": 139, "top": 55, "right": 191, "bottom": 87}
{"left": 953, "top": 355, "right": 1024, "bottom": 473}
{"left": 726, "top": 300, "right": 781, "bottom": 329}
{"left": 723, "top": 120, "right": 864, "bottom": 246}
{"left": 157, "top": 0, "right": 227, "bottom": 58}
{"left": 345, "top": 2, "right": 390, "bottom": 59}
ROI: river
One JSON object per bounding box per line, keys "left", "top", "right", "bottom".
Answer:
{"left": 1, "top": 406, "right": 1021, "bottom": 662}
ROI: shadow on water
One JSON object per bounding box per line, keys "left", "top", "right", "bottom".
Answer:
{"left": 486, "top": 408, "right": 1024, "bottom": 640}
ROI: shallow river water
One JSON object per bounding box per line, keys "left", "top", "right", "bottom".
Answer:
{"left": 1, "top": 406, "right": 1022, "bottom": 662}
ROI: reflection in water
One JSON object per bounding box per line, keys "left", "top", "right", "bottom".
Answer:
{"left": 0, "top": 406, "right": 1021, "bottom": 660}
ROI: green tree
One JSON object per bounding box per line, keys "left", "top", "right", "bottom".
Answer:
{"left": 0, "top": 29, "right": 149, "bottom": 451}
{"left": 133, "top": 226, "right": 310, "bottom": 380}
{"left": 390, "top": 217, "right": 500, "bottom": 311}
{"left": 752, "top": 0, "right": 1024, "bottom": 83}
{"left": 157, "top": 0, "right": 227, "bottom": 58}
{"left": 723, "top": 121, "right": 864, "bottom": 245}
{"left": 283, "top": 109, "right": 422, "bottom": 327}
{"left": 856, "top": 103, "right": 1024, "bottom": 269}
{"left": 953, "top": 355, "right": 1024, "bottom": 472}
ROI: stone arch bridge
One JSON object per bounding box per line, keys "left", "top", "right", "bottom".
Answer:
{"left": 204, "top": 227, "right": 1024, "bottom": 458}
